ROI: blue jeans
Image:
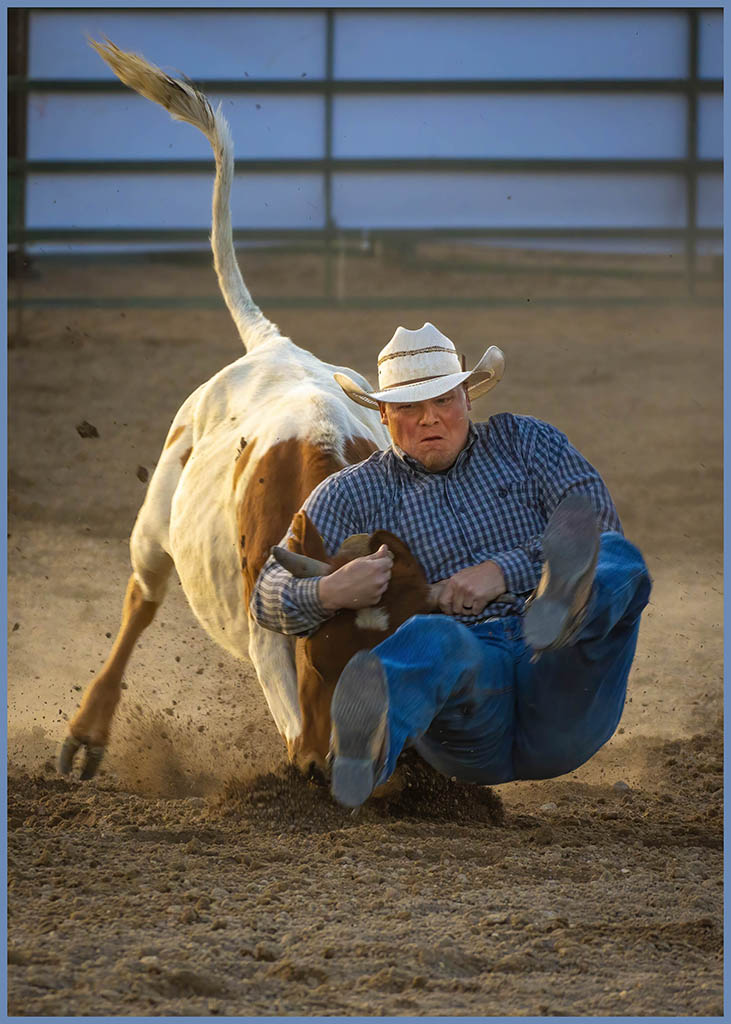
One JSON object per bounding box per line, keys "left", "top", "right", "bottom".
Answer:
{"left": 372, "top": 532, "right": 651, "bottom": 785}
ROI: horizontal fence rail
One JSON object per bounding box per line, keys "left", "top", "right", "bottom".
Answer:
{"left": 8, "top": 76, "right": 724, "bottom": 94}
{"left": 9, "top": 158, "right": 724, "bottom": 175}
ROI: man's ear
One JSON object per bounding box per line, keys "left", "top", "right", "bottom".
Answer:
{"left": 378, "top": 401, "right": 389, "bottom": 426}
{"left": 463, "top": 384, "right": 472, "bottom": 412}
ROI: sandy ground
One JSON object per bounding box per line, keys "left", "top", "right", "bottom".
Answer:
{"left": 7, "top": 250, "right": 723, "bottom": 1016}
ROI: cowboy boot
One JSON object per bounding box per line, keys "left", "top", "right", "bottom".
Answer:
{"left": 523, "top": 493, "right": 600, "bottom": 652}
{"left": 329, "top": 650, "right": 389, "bottom": 808}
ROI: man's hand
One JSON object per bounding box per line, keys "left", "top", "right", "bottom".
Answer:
{"left": 319, "top": 544, "right": 394, "bottom": 612}
{"left": 435, "top": 560, "right": 506, "bottom": 617}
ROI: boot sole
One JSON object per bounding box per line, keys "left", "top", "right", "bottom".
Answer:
{"left": 330, "top": 651, "right": 388, "bottom": 808}
{"left": 524, "top": 494, "right": 599, "bottom": 651}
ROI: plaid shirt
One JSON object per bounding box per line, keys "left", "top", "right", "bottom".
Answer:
{"left": 251, "top": 413, "right": 621, "bottom": 637}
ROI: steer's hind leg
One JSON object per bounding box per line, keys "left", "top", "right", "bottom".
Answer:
{"left": 59, "top": 545, "right": 173, "bottom": 779}
{"left": 60, "top": 409, "right": 191, "bottom": 778}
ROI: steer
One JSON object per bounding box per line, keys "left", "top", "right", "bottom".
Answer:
{"left": 273, "top": 511, "right": 440, "bottom": 774}
{"left": 59, "top": 40, "right": 389, "bottom": 780}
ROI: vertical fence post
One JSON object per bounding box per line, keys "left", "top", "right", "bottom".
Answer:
{"left": 685, "top": 9, "right": 699, "bottom": 297}
{"left": 323, "top": 9, "right": 336, "bottom": 302}
{"left": 8, "top": 9, "right": 29, "bottom": 343}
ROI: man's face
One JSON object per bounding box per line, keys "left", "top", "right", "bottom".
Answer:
{"left": 379, "top": 385, "right": 472, "bottom": 472}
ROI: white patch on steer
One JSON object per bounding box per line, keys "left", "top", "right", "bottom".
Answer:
{"left": 355, "top": 607, "right": 390, "bottom": 632}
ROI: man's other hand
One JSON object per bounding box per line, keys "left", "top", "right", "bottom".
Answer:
{"left": 318, "top": 544, "right": 394, "bottom": 612}
{"left": 436, "top": 561, "right": 506, "bottom": 617}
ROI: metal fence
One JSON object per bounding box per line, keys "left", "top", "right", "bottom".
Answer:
{"left": 8, "top": 8, "right": 723, "bottom": 308}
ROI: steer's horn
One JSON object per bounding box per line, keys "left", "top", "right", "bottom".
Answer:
{"left": 271, "top": 546, "right": 333, "bottom": 578}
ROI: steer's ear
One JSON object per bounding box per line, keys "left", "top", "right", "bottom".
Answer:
{"left": 288, "top": 511, "right": 307, "bottom": 554}
{"left": 288, "top": 510, "right": 330, "bottom": 564}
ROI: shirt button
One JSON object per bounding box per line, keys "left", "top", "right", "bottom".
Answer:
{"left": 498, "top": 487, "right": 508, "bottom": 497}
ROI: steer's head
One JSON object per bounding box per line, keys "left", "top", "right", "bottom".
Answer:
{"left": 272, "top": 511, "right": 436, "bottom": 773}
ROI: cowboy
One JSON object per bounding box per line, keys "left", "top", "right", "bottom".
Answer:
{"left": 252, "top": 323, "right": 651, "bottom": 808}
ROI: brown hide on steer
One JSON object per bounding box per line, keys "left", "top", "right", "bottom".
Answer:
{"left": 236, "top": 439, "right": 347, "bottom": 607}
{"left": 287, "top": 511, "right": 431, "bottom": 768}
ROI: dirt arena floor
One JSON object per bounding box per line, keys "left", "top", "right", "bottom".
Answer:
{"left": 7, "top": 249, "right": 723, "bottom": 1016}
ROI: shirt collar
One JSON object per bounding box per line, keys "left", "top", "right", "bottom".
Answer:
{"left": 390, "top": 422, "right": 479, "bottom": 476}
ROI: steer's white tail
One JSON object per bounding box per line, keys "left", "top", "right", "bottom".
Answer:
{"left": 90, "top": 38, "right": 278, "bottom": 352}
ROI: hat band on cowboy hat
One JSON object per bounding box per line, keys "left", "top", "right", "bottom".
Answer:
{"left": 334, "top": 322, "right": 505, "bottom": 410}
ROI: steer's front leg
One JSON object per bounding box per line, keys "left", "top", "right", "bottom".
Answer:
{"left": 290, "top": 641, "right": 332, "bottom": 778}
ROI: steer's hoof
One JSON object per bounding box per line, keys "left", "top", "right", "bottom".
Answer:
{"left": 80, "top": 745, "right": 106, "bottom": 780}
{"left": 58, "top": 735, "right": 81, "bottom": 775}
{"left": 58, "top": 735, "right": 106, "bottom": 780}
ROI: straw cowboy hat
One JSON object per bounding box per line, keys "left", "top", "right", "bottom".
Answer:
{"left": 334, "top": 323, "right": 504, "bottom": 410}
